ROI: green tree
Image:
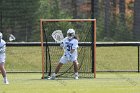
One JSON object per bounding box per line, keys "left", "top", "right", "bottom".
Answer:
{"left": 133, "top": 0, "right": 140, "bottom": 41}
{"left": 71, "top": 0, "right": 77, "bottom": 19}
{"left": 104, "top": 0, "right": 111, "bottom": 41}
{"left": 1, "top": 0, "right": 39, "bottom": 41}
{"left": 114, "top": 0, "right": 133, "bottom": 41}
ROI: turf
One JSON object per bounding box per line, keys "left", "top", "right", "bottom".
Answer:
{"left": 5, "top": 46, "right": 139, "bottom": 72}
{"left": 2, "top": 46, "right": 140, "bottom": 93}
{"left": 0, "top": 72, "right": 140, "bottom": 93}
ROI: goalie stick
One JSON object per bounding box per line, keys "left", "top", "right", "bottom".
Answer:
{"left": 9, "top": 34, "right": 16, "bottom": 41}
{"left": 51, "top": 30, "right": 64, "bottom": 43}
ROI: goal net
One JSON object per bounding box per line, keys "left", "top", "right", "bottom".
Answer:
{"left": 40, "top": 19, "right": 96, "bottom": 79}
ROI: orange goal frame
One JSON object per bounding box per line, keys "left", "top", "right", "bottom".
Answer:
{"left": 40, "top": 19, "right": 96, "bottom": 79}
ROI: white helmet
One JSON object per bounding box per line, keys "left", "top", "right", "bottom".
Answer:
{"left": 67, "top": 29, "right": 75, "bottom": 39}
{"left": 0, "top": 32, "right": 3, "bottom": 39}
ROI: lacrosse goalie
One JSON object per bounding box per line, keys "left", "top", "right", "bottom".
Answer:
{"left": 49, "top": 29, "right": 79, "bottom": 80}
{"left": 0, "top": 32, "right": 9, "bottom": 84}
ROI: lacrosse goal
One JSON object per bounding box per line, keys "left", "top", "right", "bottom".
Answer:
{"left": 40, "top": 19, "right": 96, "bottom": 79}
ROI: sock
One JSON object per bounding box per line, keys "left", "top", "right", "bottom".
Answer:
{"left": 75, "top": 72, "right": 78, "bottom": 76}
{"left": 52, "top": 73, "right": 56, "bottom": 77}
{"left": 3, "top": 77, "right": 7, "bottom": 80}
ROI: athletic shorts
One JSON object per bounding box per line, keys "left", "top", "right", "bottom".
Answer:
{"left": 59, "top": 55, "right": 77, "bottom": 64}
{"left": 0, "top": 53, "right": 6, "bottom": 63}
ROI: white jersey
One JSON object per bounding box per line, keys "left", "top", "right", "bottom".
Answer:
{"left": 62, "top": 37, "right": 78, "bottom": 57}
{"left": 59, "top": 37, "right": 78, "bottom": 64}
{"left": 0, "top": 39, "right": 6, "bottom": 53}
{"left": 0, "top": 39, "right": 6, "bottom": 63}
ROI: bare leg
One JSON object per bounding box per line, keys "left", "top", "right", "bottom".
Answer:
{"left": 73, "top": 61, "right": 78, "bottom": 73}
{"left": 0, "top": 63, "right": 9, "bottom": 84}
{"left": 0, "top": 63, "right": 6, "bottom": 78}
{"left": 55, "top": 63, "right": 63, "bottom": 74}
{"left": 49, "top": 63, "right": 63, "bottom": 79}
{"left": 73, "top": 61, "right": 79, "bottom": 79}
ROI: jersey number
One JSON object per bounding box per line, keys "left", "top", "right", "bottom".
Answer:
{"left": 67, "top": 44, "right": 72, "bottom": 51}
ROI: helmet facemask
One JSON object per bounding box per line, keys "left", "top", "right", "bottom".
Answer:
{"left": 67, "top": 33, "right": 74, "bottom": 39}
{"left": 67, "top": 29, "right": 75, "bottom": 39}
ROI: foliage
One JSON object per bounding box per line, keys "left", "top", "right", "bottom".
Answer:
{"left": 0, "top": 0, "right": 138, "bottom": 42}
{"left": 0, "top": 0, "right": 40, "bottom": 41}
{"left": 95, "top": 0, "right": 135, "bottom": 41}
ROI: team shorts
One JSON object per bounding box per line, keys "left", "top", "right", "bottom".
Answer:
{"left": 0, "top": 53, "right": 6, "bottom": 63}
{"left": 59, "top": 55, "right": 77, "bottom": 64}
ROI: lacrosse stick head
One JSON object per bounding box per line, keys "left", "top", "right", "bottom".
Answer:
{"left": 9, "top": 34, "right": 16, "bottom": 41}
{"left": 51, "top": 30, "right": 64, "bottom": 43}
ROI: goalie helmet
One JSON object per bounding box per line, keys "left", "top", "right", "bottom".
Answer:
{"left": 67, "top": 29, "right": 75, "bottom": 39}
{"left": 0, "top": 32, "right": 3, "bottom": 39}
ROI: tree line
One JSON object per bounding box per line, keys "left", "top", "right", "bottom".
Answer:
{"left": 0, "top": 0, "right": 140, "bottom": 42}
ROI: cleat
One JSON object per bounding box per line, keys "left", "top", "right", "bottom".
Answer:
{"left": 74, "top": 73, "right": 79, "bottom": 80}
{"left": 48, "top": 76, "right": 55, "bottom": 80}
{"left": 48, "top": 75, "right": 56, "bottom": 80}
{"left": 48, "top": 73, "right": 56, "bottom": 80}
{"left": 4, "top": 79, "right": 9, "bottom": 84}
{"left": 74, "top": 76, "right": 79, "bottom": 80}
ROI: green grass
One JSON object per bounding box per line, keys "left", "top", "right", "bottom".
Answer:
{"left": 0, "top": 73, "right": 140, "bottom": 93}
{"left": 2, "top": 46, "right": 139, "bottom": 93}
{"left": 5, "top": 46, "right": 139, "bottom": 72}
{"left": 96, "top": 46, "right": 138, "bottom": 71}
{"left": 6, "top": 46, "right": 42, "bottom": 71}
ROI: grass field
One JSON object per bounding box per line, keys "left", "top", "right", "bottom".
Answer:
{"left": 5, "top": 46, "right": 139, "bottom": 72}
{"left": 1, "top": 46, "right": 139, "bottom": 93}
{"left": 0, "top": 72, "right": 140, "bottom": 93}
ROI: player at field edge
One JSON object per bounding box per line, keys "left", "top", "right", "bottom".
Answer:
{"left": 0, "top": 32, "right": 9, "bottom": 84}
{"left": 49, "top": 29, "right": 79, "bottom": 80}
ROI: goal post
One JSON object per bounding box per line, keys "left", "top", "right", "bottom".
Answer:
{"left": 40, "top": 19, "right": 96, "bottom": 79}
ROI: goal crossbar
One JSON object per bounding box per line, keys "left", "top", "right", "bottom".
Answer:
{"left": 40, "top": 19, "right": 96, "bottom": 22}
